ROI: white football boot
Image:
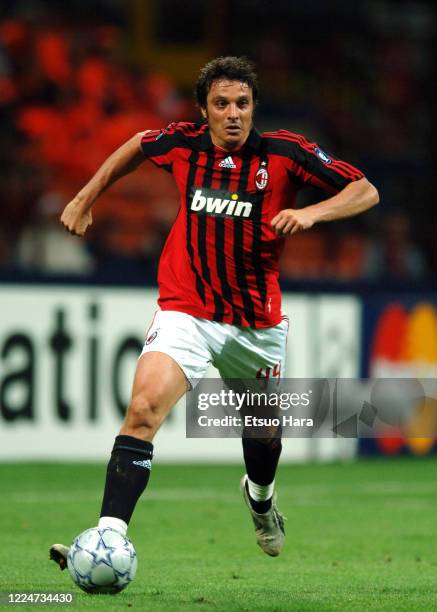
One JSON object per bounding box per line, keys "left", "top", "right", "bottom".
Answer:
{"left": 240, "top": 475, "right": 285, "bottom": 557}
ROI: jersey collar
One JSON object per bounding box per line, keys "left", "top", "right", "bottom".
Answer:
{"left": 196, "top": 125, "right": 262, "bottom": 152}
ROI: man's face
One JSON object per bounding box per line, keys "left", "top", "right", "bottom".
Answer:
{"left": 201, "top": 79, "right": 254, "bottom": 151}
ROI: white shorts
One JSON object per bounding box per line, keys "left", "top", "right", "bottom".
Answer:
{"left": 140, "top": 310, "right": 289, "bottom": 388}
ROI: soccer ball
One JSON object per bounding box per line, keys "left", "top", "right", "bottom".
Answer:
{"left": 67, "top": 527, "right": 137, "bottom": 594}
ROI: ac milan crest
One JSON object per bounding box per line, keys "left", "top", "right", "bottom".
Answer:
{"left": 146, "top": 330, "right": 158, "bottom": 345}
{"left": 255, "top": 164, "right": 269, "bottom": 190}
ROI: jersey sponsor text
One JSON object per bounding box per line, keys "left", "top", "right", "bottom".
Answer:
{"left": 190, "top": 188, "right": 253, "bottom": 218}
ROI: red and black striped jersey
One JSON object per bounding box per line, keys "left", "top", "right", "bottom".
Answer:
{"left": 140, "top": 121, "right": 364, "bottom": 328}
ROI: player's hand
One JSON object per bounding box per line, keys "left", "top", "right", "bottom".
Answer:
{"left": 60, "top": 200, "right": 93, "bottom": 237}
{"left": 270, "top": 208, "right": 315, "bottom": 236}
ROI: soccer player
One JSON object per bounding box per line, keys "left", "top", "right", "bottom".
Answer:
{"left": 50, "top": 56, "right": 379, "bottom": 564}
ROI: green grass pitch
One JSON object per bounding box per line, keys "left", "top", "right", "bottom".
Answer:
{"left": 1, "top": 458, "right": 437, "bottom": 610}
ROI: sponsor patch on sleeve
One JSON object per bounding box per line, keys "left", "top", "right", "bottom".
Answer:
{"left": 314, "top": 147, "right": 332, "bottom": 165}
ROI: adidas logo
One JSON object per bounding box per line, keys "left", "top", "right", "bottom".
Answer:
{"left": 133, "top": 459, "right": 152, "bottom": 470}
{"left": 218, "top": 156, "right": 236, "bottom": 169}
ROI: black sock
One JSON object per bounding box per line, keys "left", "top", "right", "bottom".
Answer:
{"left": 100, "top": 435, "right": 153, "bottom": 524}
{"left": 242, "top": 434, "right": 282, "bottom": 513}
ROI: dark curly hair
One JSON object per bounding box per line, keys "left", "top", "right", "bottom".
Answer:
{"left": 195, "top": 56, "right": 259, "bottom": 108}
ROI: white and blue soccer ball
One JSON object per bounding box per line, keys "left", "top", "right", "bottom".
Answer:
{"left": 67, "top": 527, "right": 137, "bottom": 594}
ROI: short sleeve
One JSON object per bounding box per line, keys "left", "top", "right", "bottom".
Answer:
{"left": 268, "top": 130, "right": 364, "bottom": 193}
{"left": 140, "top": 123, "right": 183, "bottom": 171}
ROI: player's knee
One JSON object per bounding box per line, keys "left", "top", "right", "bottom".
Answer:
{"left": 263, "top": 424, "right": 282, "bottom": 446}
{"left": 126, "top": 393, "right": 162, "bottom": 431}
{"left": 256, "top": 434, "right": 281, "bottom": 446}
{"left": 243, "top": 424, "right": 282, "bottom": 446}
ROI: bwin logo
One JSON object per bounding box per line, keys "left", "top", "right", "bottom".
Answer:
{"left": 190, "top": 189, "right": 253, "bottom": 218}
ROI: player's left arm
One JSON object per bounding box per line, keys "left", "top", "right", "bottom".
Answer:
{"left": 271, "top": 176, "right": 379, "bottom": 236}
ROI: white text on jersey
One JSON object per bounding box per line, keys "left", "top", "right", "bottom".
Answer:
{"left": 191, "top": 189, "right": 253, "bottom": 218}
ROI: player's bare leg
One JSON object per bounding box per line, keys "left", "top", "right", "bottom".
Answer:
{"left": 119, "top": 351, "right": 189, "bottom": 440}
{"left": 50, "top": 351, "right": 188, "bottom": 570}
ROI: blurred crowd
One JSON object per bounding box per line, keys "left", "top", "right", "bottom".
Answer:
{"left": 0, "top": 13, "right": 197, "bottom": 281}
{"left": 0, "top": 1, "right": 434, "bottom": 284}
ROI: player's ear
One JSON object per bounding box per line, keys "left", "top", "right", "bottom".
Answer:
{"left": 200, "top": 107, "right": 207, "bottom": 119}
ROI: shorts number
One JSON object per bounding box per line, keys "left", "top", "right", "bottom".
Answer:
{"left": 256, "top": 362, "right": 281, "bottom": 384}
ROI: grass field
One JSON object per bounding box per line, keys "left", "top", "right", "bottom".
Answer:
{"left": 1, "top": 458, "right": 437, "bottom": 611}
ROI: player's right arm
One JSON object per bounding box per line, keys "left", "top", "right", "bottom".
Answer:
{"left": 60, "top": 132, "right": 145, "bottom": 236}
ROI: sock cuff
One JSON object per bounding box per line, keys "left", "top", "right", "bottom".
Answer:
{"left": 98, "top": 516, "right": 128, "bottom": 537}
{"left": 112, "top": 435, "right": 154, "bottom": 459}
{"left": 247, "top": 476, "right": 275, "bottom": 501}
